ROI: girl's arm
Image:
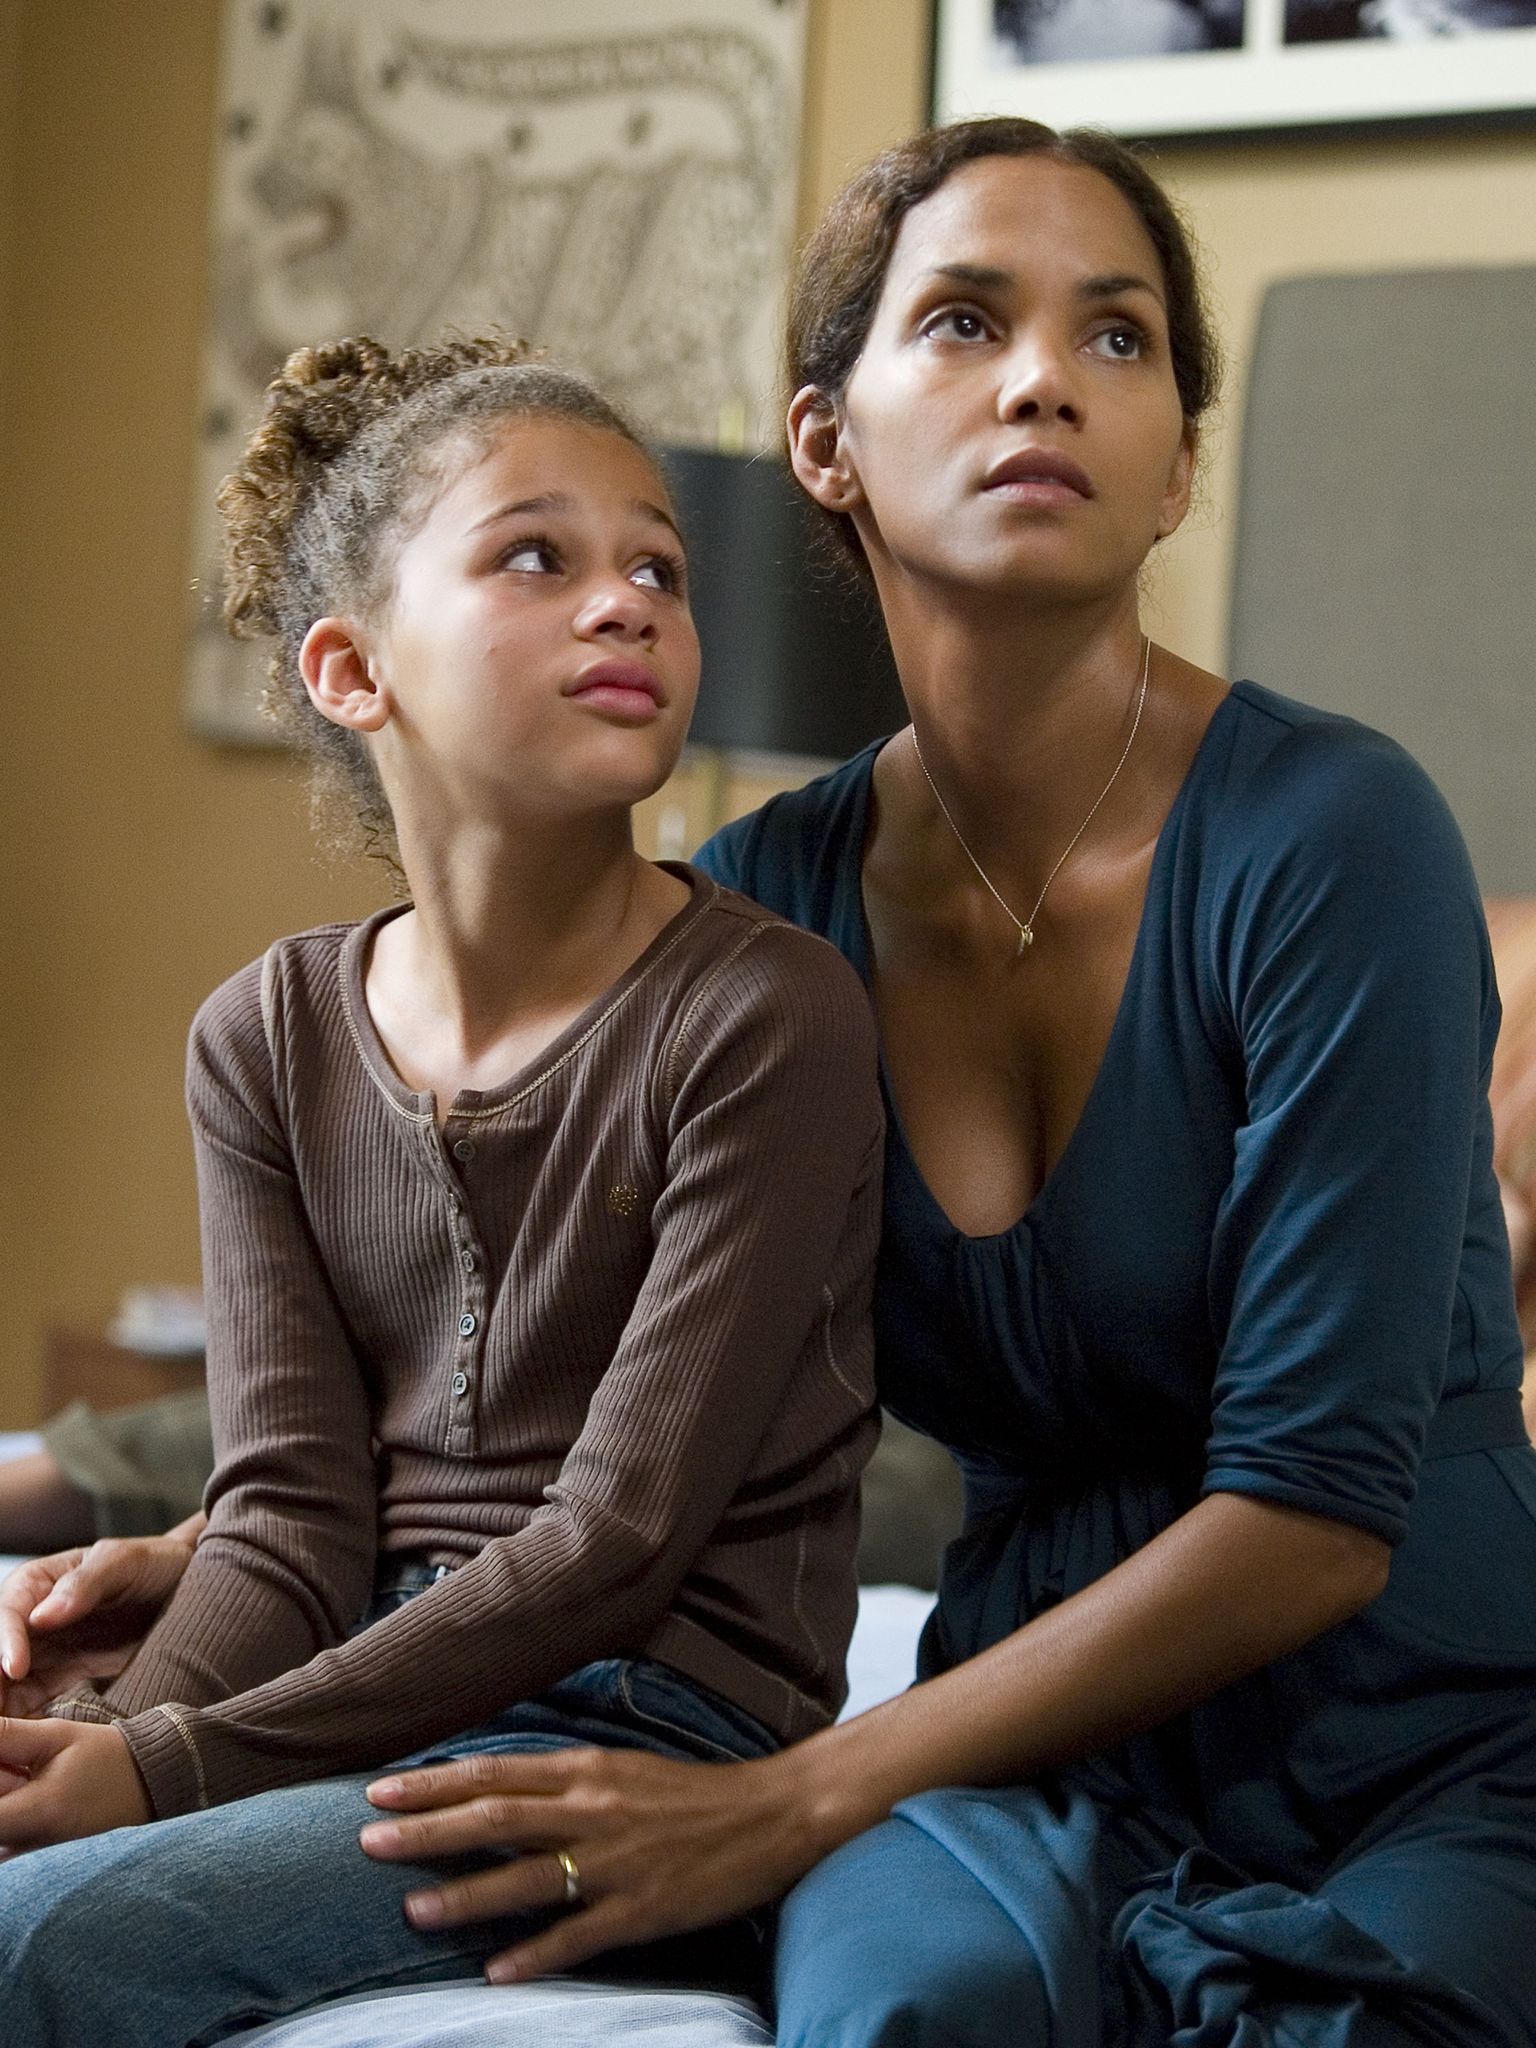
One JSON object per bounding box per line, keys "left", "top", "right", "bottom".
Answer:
{"left": 4, "top": 925, "right": 883, "bottom": 1836}
{"left": 41, "top": 961, "right": 382, "bottom": 1731}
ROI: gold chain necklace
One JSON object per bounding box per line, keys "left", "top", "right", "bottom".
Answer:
{"left": 910, "top": 635, "right": 1152, "bottom": 960}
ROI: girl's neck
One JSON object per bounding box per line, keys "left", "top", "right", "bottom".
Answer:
{"left": 377, "top": 804, "right": 683, "bottom": 1067}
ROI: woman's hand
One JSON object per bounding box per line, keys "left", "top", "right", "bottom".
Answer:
{"left": 0, "top": 1719, "right": 152, "bottom": 1849}
{"left": 360, "top": 1744, "right": 825, "bottom": 1982}
{"left": 0, "top": 1516, "right": 203, "bottom": 1716}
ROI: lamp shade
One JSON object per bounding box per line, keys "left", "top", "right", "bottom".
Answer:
{"left": 660, "top": 446, "right": 904, "bottom": 760}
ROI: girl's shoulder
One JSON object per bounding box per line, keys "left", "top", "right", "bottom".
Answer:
{"left": 664, "top": 868, "right": 876, "bottom": 1055}
{"left": 190, "top": 917, "right": 380, "bottom": 1078}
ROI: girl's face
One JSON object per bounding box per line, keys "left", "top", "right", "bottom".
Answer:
{"left": 812, "top": 154, "right": 1195, "bottom": 607}
{"left": 343, "top": 416, "right": 699, "bottom": 820}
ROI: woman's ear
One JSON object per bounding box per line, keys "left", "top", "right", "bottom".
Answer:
{"left": 299, "top": 618, "right": 388, "bottom": 734}
{"left": 1155, "top": 421, "right": 1198, "bottom": 542}
{"left": 786, "top": 385, "right": 864, "bottom": 516}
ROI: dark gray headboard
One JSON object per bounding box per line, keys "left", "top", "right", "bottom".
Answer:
{"left": 1228, "top": 267, "right": 1536, "bottom": 895}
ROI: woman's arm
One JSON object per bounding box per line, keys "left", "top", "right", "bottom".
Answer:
{"left": 0, "top": 1519, "right": 204, "bottom": 1717}
{"left": 361, "top": 1489, "right": 1384, "bottom": 1979}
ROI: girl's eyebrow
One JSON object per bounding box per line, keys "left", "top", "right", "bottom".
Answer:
{"left": 469, "top": 492, "right": 682, "bottom": 542}
{"left": 633, "top": 497, "right": 683, "bottom": 543}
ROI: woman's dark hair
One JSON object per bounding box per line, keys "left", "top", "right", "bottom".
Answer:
{"left": 218, "top": 333, "right": 647, "bottom": 868}
{"left": 785, "top": 117, "right": 1221, "bottom": 565}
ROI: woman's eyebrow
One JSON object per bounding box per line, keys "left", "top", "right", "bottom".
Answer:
{"left": 1079, "top": 272, "right": 1166, "bottom": 308}
{"left": 922, "top": 262, "right": 1013, "bottom": 291}
{"left": 918, "top": 264, "right": 1166, "bottom": 311}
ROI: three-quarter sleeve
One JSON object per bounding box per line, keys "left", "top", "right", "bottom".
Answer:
{"left": 111, "top": 925, "right": 881, "bottom": 1816}
{"left": 1202, "top": 728, "right": 1499, "bottom": 1544}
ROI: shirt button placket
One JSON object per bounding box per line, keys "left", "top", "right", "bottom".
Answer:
{"left": 441, "top": 1125, "right": 486, "bottom": 1455}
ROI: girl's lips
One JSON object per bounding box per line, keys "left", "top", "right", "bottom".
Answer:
{"left": 566, "top": 661, "right": 666, "bottom": 720}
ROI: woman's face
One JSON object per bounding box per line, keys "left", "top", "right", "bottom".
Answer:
{"left": 347, "top": 416, "right": 700, "bottom": 819}
{"left": 826, "top": 154, "right": 1196, "bottom": 607}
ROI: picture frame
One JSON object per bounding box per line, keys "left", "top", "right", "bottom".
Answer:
{"left": 933, "top": 0, "right": 1536, "bottom": 143}
{"left": 184, "top": 0, "right": 807, "bottom": 743}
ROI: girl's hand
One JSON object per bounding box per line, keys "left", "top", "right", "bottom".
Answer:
{"left": 0, "top": 1521, "right": 202, "bottom": 1717}
{"left": 361, "top": 1745, "right": 824, "bottom": 1983}
{"left": 0, "top": 1719, "right": 152, "bottom": 1850}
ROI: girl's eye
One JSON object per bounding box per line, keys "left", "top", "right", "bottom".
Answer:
{"left": 921, "top": 306, "right": 991, "bottom": 344}
{"left": 1088, "top": 324, "right": 1147, "bottom": 361}
{"left": 501, "top": 539, "right": 560, "bottom": 574}
{"left": 630, "top": 554, "right": 685, "bottom": 596}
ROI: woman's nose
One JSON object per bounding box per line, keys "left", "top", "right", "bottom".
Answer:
{"left": 996, "top": 338, "right": 1081, "bottom": 427}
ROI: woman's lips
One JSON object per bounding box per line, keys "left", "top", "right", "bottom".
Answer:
{"left": 566, "top": 660, "right": 666, "bottom": 721}
{"left": 983, "top": 449, "right": 1094, "bottom": 503}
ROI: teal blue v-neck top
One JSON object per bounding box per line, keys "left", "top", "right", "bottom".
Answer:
{"left": 697, "top": 680, "right": 1536, "bottom": 1887}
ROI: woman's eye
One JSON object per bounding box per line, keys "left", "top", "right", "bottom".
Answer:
{"left": 923, "top": 307, "right": 990, "bottom": 344}
{"left": 1088, "top": 324, "right": 1146, "bottom": 361}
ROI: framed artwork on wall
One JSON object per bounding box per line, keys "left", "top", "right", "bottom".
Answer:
{"left": 933, "top": 0, "right": 1536, "bottom": 142}
{"left": 186, "top": 0, "right": 806, "bottom": 743}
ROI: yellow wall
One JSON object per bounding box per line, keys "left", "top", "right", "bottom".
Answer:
{"left": 2, "top": 0, "right": 1534, "bottom": 1422}
{"left": 0, "top": 3, "right": 382, "bottom": 1424}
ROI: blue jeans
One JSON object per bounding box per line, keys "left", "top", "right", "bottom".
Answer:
{"left": 0, "top": 1580, "right": 778, "bottom": 2048}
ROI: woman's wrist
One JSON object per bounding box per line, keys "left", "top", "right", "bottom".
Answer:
{"left": 758, "top": 1719, "right": 902, "bottom": 1869}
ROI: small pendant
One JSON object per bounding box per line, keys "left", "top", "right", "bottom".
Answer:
{"left": 1017, "top": 925, "right": 1034, "bottom": 957}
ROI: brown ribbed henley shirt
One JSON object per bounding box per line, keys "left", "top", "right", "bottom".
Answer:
{"left": 56, "top": 872, "right": 883, "bottom": 1818}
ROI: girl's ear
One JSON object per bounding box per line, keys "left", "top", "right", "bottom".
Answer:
{"left": 299, "top": 618, "right": 388, "bottom": 733}
{"left": 786, "top": 386, "right": 864, "bottom": 516}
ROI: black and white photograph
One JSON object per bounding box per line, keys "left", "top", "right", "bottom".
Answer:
{"left": 993, "top": 0, "right": 1244, "bottom": 64}
{"left": 1286, "top": 0, "right": 1536, "bottom": 42}
{"left": 937, "top": 0, "right": 1536, "bottom": 136}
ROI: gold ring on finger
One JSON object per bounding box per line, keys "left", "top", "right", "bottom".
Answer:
{"left": 555, "top": 1848, "right": 582, "bottom": 1906}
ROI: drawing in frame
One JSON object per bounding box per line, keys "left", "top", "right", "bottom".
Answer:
{"left": 933, "top": 0, "right": 1536, "bottom": 142}
{"left": 184, "top": 0, "right": 808, "bottom": 744}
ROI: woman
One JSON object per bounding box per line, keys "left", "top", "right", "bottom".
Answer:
{"left": 0, "top": 335, "right": 883, "bottom": 2047}
{"left": 10, "top": 121, "right": 1536, "bottom": 2045}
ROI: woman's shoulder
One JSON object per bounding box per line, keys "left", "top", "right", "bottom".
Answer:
{"left": 1205, "top": 680, "right": 1471, "bottom": 877}
{"left": 692, "top": 741, "right": 884, "bottom": 931}
{"left": 1220, "top": 680, "right": 1453, "bottom": 818}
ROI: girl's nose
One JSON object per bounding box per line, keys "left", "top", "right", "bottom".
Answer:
{"left": 573, "top": 580, "right": 659, "bottom": 644}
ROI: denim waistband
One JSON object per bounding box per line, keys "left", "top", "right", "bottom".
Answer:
{"left": 373, "top": 1557, "right": 459, "bottom": 1596}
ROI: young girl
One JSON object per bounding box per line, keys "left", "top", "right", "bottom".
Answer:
{"left": 0, "top": 335, "right": 883, "bottom": 2047}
